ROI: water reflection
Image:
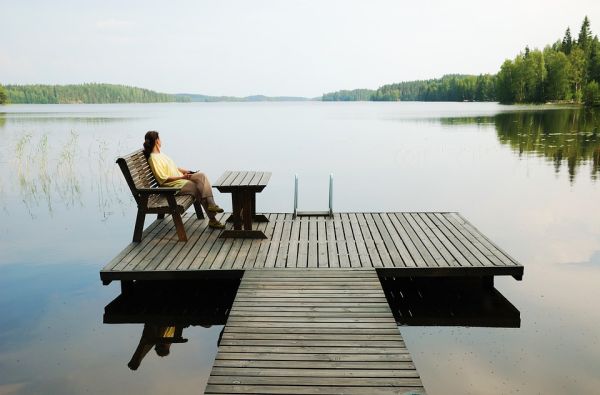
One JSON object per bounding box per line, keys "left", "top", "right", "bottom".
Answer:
{"left": 380, "top": 276, "right": 520, "bottom": 328}
{"left": 104, "top": 276, "right": 520, "bottom": 374}
{"left": 103, "top": 279, "right": 239, "bottom": 371}
{"left": 440, "top": 107, "right": 600, "bottom": 182}
{"left": 6, "top": 130, "right": 127, "bottom": 218}
{"left": 128, "top": 325, "right": 189, "bottom": 371}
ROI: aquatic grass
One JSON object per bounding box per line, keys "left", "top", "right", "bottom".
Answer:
{"left": 36, "top": 134, "right": 53, "bottom": 213}
{"left": 88, "top": 137, "right": 129, "bottom": 220}
{"left": 55, "top": 131, "right": 82, "bottom": 208}
{"left": 14, "top": 133, "right": 32, "bottom": 164}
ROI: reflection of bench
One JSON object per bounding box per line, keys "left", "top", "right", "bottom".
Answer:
{"left": 117, "top": 149, "right": 204, "bottom": 242}
{"left": 213, "top": 171, "right": 271, "bottom": 239}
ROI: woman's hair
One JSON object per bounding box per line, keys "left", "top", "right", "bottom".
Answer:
{"left": 154, "top": 343, "right": 171, "bottom": 357}
{"left": 143, "top": 131, "right": 159, "bottom": 158}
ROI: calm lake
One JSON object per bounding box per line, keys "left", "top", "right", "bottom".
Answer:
{"left": 1, "top": 102, "right": 599, "bottom": 394}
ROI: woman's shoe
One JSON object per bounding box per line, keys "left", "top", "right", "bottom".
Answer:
{"left": 208, "top": 219, "right": 225, "bottom": 229}
{"left": 207, "top": 204, "right": 224, "bottom": 213}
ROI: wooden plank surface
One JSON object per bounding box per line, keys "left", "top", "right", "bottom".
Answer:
{"left": 100, "top": 212, "right": 523, "bottom": 282}
{"left": 214, "top": 171, "right": 272, "bottom": 188}
{"left": 205, "top": 269, "right": 426, "bottom": 395}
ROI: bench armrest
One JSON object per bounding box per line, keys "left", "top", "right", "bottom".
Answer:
{"left": 137, "top": 187, "right": 180, "bottom": 195}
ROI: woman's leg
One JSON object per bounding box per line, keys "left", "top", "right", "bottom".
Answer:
{"left": 179, "top": 180, "right": 216, "bottom": 220}
{"left": 189, "top": 172, "right": 217, "bottom": 206}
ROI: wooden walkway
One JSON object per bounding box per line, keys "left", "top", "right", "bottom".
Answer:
{"left": 205, "top": 269, "right": 425, "bottom": 395}
{"left": 101, "top": 212, "right": 523, "bottom": 284}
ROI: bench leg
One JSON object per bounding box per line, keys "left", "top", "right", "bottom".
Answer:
{"left": 172, "top": 212, "right": 187, "bottom": 241}
{"left": 193, "top": 201, "right": 205, "bottom": 219}
{"left": 133, "top": 209, "right": 146, "bottom": 242}
{"left": 167, "top": 195, "right": 187, "bottom": 242}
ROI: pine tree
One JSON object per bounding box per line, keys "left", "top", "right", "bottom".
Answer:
{"left": 578, "top": 16, "right": 592, "bottom": 52}
{"left": 562, "top": 27, "right": 573, "bottom": 54}
{"left": 589, "top": 36, "right": 600, "bottom": 82}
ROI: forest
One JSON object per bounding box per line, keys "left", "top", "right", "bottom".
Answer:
{"left": 1, "top": 83, "right": 189, "bottom": 104}
{"left": 3, "top": 17, "right": 599, "bottom": 106}
{"left": 0, "top": 85, "right": 7, "bottom": 104}
{"left": 323, "top": 17, "right": 600, "bottom": 106}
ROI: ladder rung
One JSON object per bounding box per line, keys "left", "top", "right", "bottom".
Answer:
{"left": 296, "top": 211, "right": 331, "bottom": 217}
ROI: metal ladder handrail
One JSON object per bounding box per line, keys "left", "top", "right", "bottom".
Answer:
{"left": 293, "top": 174, "right": 333, "bottom": 218}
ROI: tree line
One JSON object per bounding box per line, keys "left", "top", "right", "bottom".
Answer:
{"left": 322, "top": 17, "right": 600, "bottom": 106}
{"left": 1, "top": 83, "right": 190, "bottom": 104}
{"left": 497, "top": 16, "right": 600, "bottom": 105}
{"left": 0, "top": 85, "right": 7, "bottom": 104}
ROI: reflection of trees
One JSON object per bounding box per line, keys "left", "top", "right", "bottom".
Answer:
{"left": 440, "top": 108, "right": 600, "bottom": 182}
{"left": 495, "top": 109, "right": 600, "bottom": 181}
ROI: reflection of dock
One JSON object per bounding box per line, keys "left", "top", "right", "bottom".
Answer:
{"left": 101, "top": 211, "right": 524, "bottom": 394}
{"left": 103, "top": 279, "right": 239, "bottom": 326}
{"left": 381, "top": 276, "right": 520, "bottom": 328}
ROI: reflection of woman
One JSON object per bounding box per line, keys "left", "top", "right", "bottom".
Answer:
{"left": 127, "top": 325, "right": 182, "bottom": 370}
{"left": 143, "top": 131, "right": 224, "bottom": 229}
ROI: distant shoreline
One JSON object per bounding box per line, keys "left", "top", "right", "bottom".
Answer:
{"left": 0, "top": 83, "right": 320, "bottom": 105}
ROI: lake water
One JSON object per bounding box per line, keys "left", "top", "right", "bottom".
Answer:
{"left": 1, "top": 102, "right": 599, "bottom": 394}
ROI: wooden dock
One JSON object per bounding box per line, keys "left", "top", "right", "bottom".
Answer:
{"left": 206, "top": 269, "right": 425, "bottom": 395}
{"left": 101, "top": 211, "right": 523, "bottom": 394}
{"left": 101, "top": 212, "right": 523, "bottom": 284}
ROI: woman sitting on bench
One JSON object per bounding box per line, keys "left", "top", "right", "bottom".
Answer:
{"left": 143, "top": 131, "right": 225, "bottom": 229}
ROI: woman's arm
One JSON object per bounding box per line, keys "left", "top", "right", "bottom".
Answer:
{"left": 178, "top": 167, "right": 191, "bottom": 174}
{"left": 164, "top": 174, "right": 191, "bottom": 183}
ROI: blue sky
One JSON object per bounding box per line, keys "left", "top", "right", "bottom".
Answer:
{"left": 1, "top": 0, "right": 598, "bottom": 96}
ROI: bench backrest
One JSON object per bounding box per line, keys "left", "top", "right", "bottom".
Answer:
{"left": 116, "top": 149, "right": 159, "bottom": 203}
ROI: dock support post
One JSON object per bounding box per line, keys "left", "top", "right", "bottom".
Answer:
{"left": 293, "top": 174, "right": 298, "bottom": 218}
{"left": 121, "top": 280, "right": 134, "bottom": 295}
{"left": 482, "top": 276, "right": 494, "bottom": 289}
{"left": 328, "top": 173, "right": 333, "bottom": 217}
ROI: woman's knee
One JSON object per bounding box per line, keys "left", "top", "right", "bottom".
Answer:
{"left": 179, "top": 180, "right": 195, "bottom": 196}
{"left": 191, "top": 172, "right": 207, "bottom": 182}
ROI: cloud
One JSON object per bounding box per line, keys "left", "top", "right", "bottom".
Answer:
{"left": 95, "top": 18, "right": 133, "bottom": 30}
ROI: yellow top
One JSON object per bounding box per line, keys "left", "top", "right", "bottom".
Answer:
{"left": 160, "top": 326, "right": 176, "bottom": 338}
{"left": 148, "top": 153, "right": 187, "bottom": 188}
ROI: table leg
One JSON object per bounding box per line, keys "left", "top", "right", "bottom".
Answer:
{"left": 242, "top": 191, "right": 253, "bottom": 231}
{"left": 219, "top": 190, "right": 267, "bottom": 239}
{"left": 231, "top": 192, "right": 242, "bottom": 230}
{"left": 250, "top": 192, "right": 269, "bottom": 223}
{"left": 226, "top": 192, "right": 269, "bottom": 223}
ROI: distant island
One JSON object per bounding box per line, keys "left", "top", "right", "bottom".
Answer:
{"left": 174, "top": 93, "right": 310, "bottom": 102}
{"left": 0, "top": 83, "right": 314, "bottom": 105}
{"left": 1, "top": 17, "right": 598, "bottom": 106}
{"left": 323, "top": 17, "right": 600, "bottom": 106}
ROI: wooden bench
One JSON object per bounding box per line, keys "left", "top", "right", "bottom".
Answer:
{"left": 213, "top": 171, "right": 271, "bottom": 239}
{"left": 116, "top": 149, "right": 204, "bottom": 242}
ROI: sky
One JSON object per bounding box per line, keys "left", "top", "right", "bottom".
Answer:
{"left": 1, "top": 0, "right": 599, "bottom": 97}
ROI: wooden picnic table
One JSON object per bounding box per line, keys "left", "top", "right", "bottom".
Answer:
{"left": 213, "top": 171, "right": 271, "bottom": 239}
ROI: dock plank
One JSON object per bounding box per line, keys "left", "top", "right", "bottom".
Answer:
{"left": 101, "top": 212, "right": 523, "bottom": 283}
{"left": 205, "top": 269, "right": 425, "bottom": 395}
{"left": 333, "top": 213, "right": 351, "bottom": 268}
